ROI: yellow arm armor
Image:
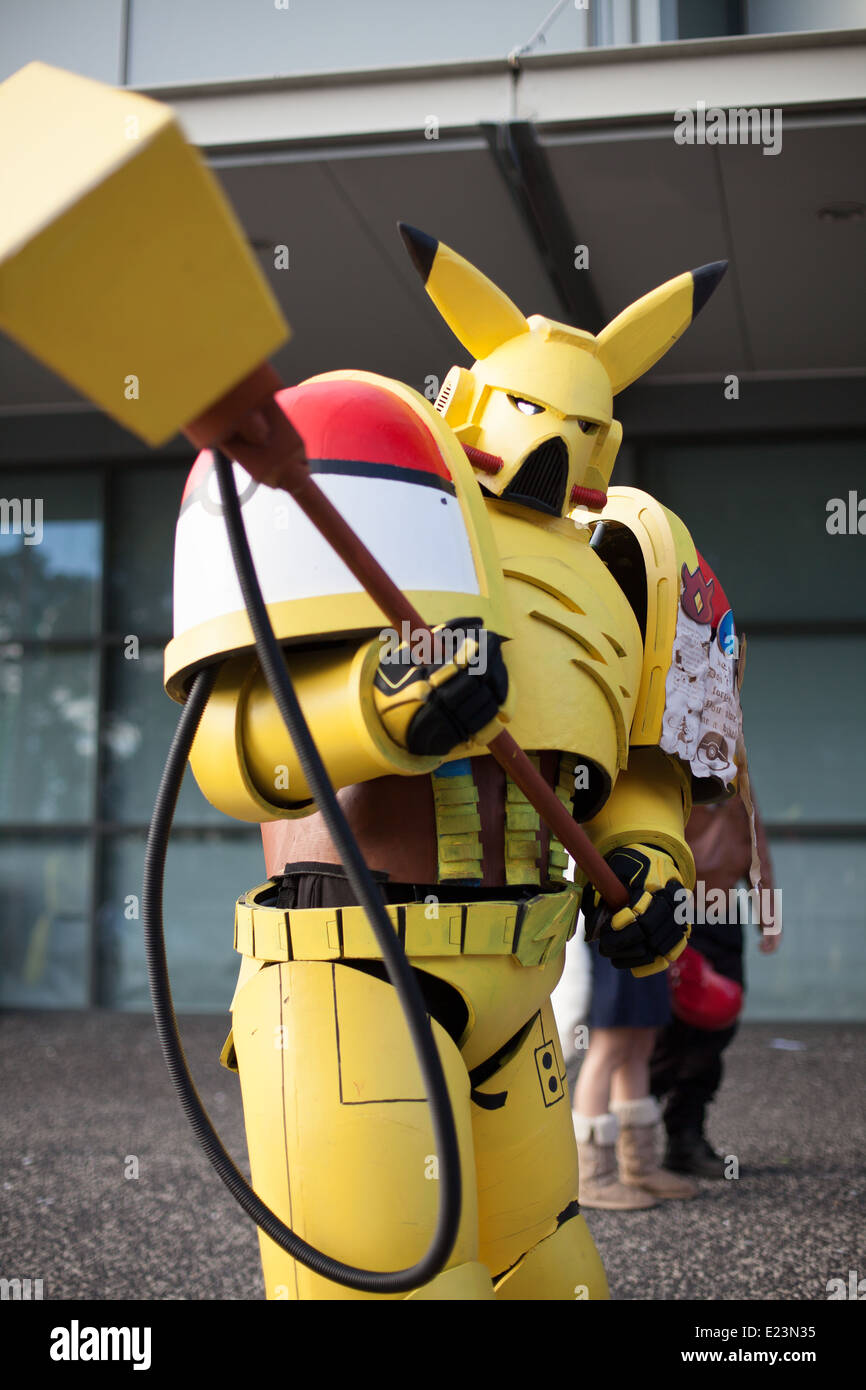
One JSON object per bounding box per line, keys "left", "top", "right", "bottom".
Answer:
{"left": 188, "top": 640, "right": 443, "bottom": 823}
{"left": 579, "top": 745, "right": 696, "bottom": 891}
{"left": 585, "top": 486, "right": 697, "bottom": 747}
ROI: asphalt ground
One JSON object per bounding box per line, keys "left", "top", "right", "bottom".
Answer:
{"left": 1, "top": 1012, "right": 863, "bottom": 1301}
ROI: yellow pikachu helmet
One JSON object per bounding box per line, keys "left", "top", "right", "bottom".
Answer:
{"left": 399, "top": 224, "right": 726, "bottom": 518}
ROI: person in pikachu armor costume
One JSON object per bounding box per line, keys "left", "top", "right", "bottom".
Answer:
{"left": 172, "top": 224, "right": 740, "bottom": 1301}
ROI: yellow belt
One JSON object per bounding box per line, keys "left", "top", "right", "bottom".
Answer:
{"left": 233, "top": 881, "right": 580, "bottom": 970}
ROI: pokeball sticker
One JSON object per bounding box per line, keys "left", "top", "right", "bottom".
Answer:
{"left": 696, "top": 732, "right": 730, "bottom": 774}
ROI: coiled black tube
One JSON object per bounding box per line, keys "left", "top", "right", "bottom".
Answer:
{"left": 141, "top": 448, "right": 461, "bottom": 1294}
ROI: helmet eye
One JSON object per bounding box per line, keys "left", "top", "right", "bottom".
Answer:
{"left": 578, "top": 419, "right": 599, "bottom": 434}
{"left": 508, "top": 395, "right": 545, "bottom": 416}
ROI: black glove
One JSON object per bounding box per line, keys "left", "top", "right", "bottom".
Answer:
{"left": 373, "top": 617, "right": 508, "bottom": 757}
{"left": 582, "top": 844, "right": 691, "bottom": 977}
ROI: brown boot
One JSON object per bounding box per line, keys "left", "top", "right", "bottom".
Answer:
{"left": 573, "top": 1112, "right": 657, "bottom": 1210}
{"left": 612, "top": 1097, "right": 698, "bottom": 1200}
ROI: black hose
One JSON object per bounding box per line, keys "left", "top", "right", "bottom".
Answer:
{"left": 141, "top": 447, "right": 462, "bottom": 1294}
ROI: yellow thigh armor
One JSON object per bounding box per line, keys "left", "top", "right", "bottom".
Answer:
{"left": 228, "top": 893, "right": 608, "bottom": 1300}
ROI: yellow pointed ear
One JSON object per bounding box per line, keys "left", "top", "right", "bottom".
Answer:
{"left": 399, "top": 223, "right": 528, "bottom": 360}
{"left": 596, "top": 262, "right": 727, "bottom": 395}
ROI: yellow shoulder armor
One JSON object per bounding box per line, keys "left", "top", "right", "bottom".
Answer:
{"left": 164, "top": 369, "right": 510, "bottom": 702}
{"left": 587, "top": 486, "right": 744, "bottom": 803}
{"left": 166, "top": 371, "right": 513, "bottom": 822}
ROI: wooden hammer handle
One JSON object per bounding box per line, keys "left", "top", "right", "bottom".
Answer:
{"left": 189, "top": 387, "right": 628, "bottom": 912}
{"left": 288, "top": 472, "right": 629, "bottom": 912}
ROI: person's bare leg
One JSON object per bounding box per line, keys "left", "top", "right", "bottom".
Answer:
{"left": 610, "top": 1027, "right": 657, "bottom": 1103}
{"left": 573, "top": 1029, "right": 656, "bottom": 1210}
{"left": 574, "top": 1027, "right": 632, "bottom": 1117}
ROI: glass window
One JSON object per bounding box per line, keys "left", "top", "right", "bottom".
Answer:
{"left": 644, "top": 441, "right": 866, "bottom": 624}
{"left": 738, "top": 636, "right": 866, "bottom": 826}
{"left": 671, "top": 0, "right": 744, "bottom": 41}
{"left": 747, "top": 0, "right": 866, "bottom": 37}
{"left": 128, "top": 0, "right": 594, "bottom": 87}
{"left": 102, "top": 646, "right": 227, "bottom": 826}
{"left": 0, "top": 648, "right": 98, "bottom": 824}
{"left": 0, "top": 0, "right": 125, "bottom": 85}
{"left": 107, "top": 466, "right": 187, "bottom": 637}
{"left": 0, "top": 836, "right": 90, "bottom": 1007}
{"left": 744, "top": 839, "right": 866, "bottom": 1020}
{"left": 0, "top": 471, "right": 102, "bottom": 638}
{"left": 100, "top": 831, "right": 264, "bottom": 1011}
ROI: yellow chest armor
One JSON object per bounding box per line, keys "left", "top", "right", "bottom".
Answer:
{"left": 188, "top": 497, "right": 642, "bottom": 832}
{"left": 488, "top": 500, "right": 642, "bottom": 797}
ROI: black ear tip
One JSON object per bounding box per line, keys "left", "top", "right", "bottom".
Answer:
{"left": 691, "top": 260, "right": 728, "bottom": 318}
{"left": 398, "top": 222, "right": 438, "bottom": 283}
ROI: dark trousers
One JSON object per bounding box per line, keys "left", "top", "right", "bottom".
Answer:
{"left": 649, "top": 921, "right": 744, "bottom": 1138}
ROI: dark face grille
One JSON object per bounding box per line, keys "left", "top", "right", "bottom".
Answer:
{"left": 501, "top": 437, "right": 569, "bottom": 515}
